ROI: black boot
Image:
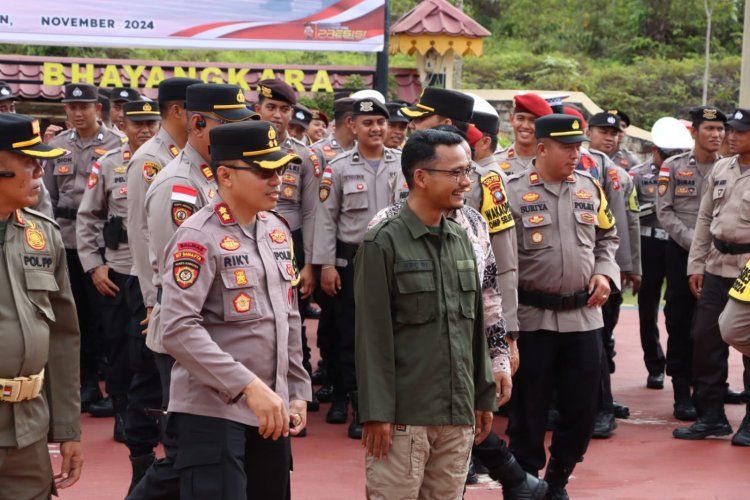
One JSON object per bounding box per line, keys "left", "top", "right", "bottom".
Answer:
{"left": 80, "top": 385, "right": 103, "bottom": 413}
{"left": 731, "top": 407, "right": 750, "bottom": 446}
{"left": 316, "top": 384, "right": 334, "bottom": 403}
{"left": 672, "top": 378, "right": 697, "bottom": 421}
{"left": 591, "top": 411, "right": 617, "bottom": 439}
{"left": 348, "top": 391, "right": 363, "bottom": 439}
{"left": 326, "top": 398, "right": 348, "bottom": 424}
{"left": 88, "top": 396, "right": 114, "bottom": 417}
{"left": 673, "top": 408, "right": 732, "bottom": 440}
{"left": 488, "top": 453, "right": 548, "bottom": 500}
{"left": 128, "top": 452, "right": 155, "bottom": 494}
{"left": 725, "top": 388, "right": 744, "bottom": 405}
{"left": 543, "top": 458, "right": 575, "bottom": 500}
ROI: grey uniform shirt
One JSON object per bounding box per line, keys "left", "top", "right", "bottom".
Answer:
{"left": 494, "top": 143, "right": 534, "bottom": 177}
{"left": 127, "top": 127, "right": 180, "bottom": 307}
{"left": 688, "top": 156, "right": 750, "bottom": 278}
{"left": 505, "top": 166, "right": 620, "bottom": 332}
{"left": 145, "top": 143, "right": 217, "bottom": 353}
{"left": 76, "top": 146, "right": 133, "bottom": 275}
{"left": 277, "top": 135, "right": 319, "bottom": 259}
{"left": 657, "top": 150, "right": 717, "bottom": 251}
{"left": 630, "top": 160, "right": 661, "bottom": 229}
{"left": 309, "top": 135, "right": 351, "bottom": 172}
{"left": 44, "top": 126, "right": 125, "bottom": 248}
{"left": 587, "top": 148, "right": 632, "bottom": 274}
{"left": 465, "top": 155, "right": 520, "bottom": 332}
{"left": 161, "top": 197, "right": 311, "bottom": 426}
{"left": 612, "top": 147, "right": 641, "bottom": 171}
{"left": 312, "top": 147, "right": 401, "bottom": 265}
{"left": 618, "top": 166, "right": 642, "bottom": 276}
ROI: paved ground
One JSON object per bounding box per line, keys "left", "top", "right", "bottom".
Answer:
{"left": 57, "top": 308, "right": 749, "bottom": 499}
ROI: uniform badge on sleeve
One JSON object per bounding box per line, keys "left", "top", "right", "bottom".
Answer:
{"left": 87, "top": 162, "right": 101, "bottom": 190}
{"left": 143, "top": 162, "right": 160, "bottom": 183}
{"left": 173, "top": 261, "right": 200, "bottom": 289}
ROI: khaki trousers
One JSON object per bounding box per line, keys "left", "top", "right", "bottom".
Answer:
{"left": 365, "top": 424, "right": 473, "bottom": 500}
{"left": 0, "top": 437, "right": 54, "bottom": 500}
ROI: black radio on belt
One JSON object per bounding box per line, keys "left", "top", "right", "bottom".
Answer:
{"left": 103, "top": 215, "right": 128, "bottom": 250}
{"left": 713, "top": 238, "right": 750, "bottom": 255}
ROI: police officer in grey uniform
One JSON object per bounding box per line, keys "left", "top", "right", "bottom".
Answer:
{"left": 657, "top": 106, "right": 727, "bottom": 421}
{"left": 505, "top": 114, "right": 619, "bottom": 499}
{"left": 160, "top": 120, "right": 311, "bottom": 499}
{"left": 630, "top": 117, "right": 694, "bottom": 389}
{"left": 673, "top": 108, "right": 750, "bottom": 445}
{"left": 128, "top": 84, "right": 256, "bottom": 500}
{"left": 309, "top": 97, "right": 356, "bottom": 173}
{"left": 43, "top": 83, "right": 125, "bottom": 410}
{"left": 109, "top": 87, "right": 142, "bottom": 131}
{"left": 494, "top": 93, "right": 554, "bottom": 176}
{"left": 312, "top": 98, "right": 401, "bottom": 438}
{"left": 609, "top": 109, "right": 641, "bottom": 171}
{"left": 77, "top": 100, "right": 162, "bottom": 487}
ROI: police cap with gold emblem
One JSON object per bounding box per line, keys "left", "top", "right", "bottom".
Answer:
{"left": 401, "top": 87, "right": 474, "bottom": 123}
{"left": 352, "top": 98, "right": 389, "bottom": 119}
{"left": 688, "top": 106, "right": 727, "bottom": 126}
{"left": 186, "top": 84, "right": 258, "bottom": 122}
{"left": 727, "top": 108, "right": 750, "bottom": 132}
{"left": 257, "top": 79, "right": 298, "bottom": 105}
{"left": 158, "top": 77, "right": 202, "bottom": 102}
{"left": 62, "top": 83, "right": 98, "bottom": 103}
{"left": 0, "top": 81, "right": 16, "bottom": 102}
{"left": 123, "top": 100, "right": 162, "bottom": 122}
{"left": 110, "top": 87, "right": 142, "bottom": 103}
{"left": 290, "top": 104, "right": 313, "bottom": 129}
{"left": 535, "top": 114, "right": 588, "bottom": 144}
{"left": 210, "top": 120, "right": 302, "bottom": 170}
{"left": 0, "top": 114, "right": 66, "bottom": 158}
{"left": 588, "top": 111, "right": 621, "bottom": 130}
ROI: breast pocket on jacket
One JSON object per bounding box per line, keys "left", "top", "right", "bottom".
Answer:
{"left": 573, "top": 211, "right": 597, "bottom": 248}
{"left": 342, "top": 181, "right": 369, "bottom": 212}
{"left": 521, "top": 213, "right": 553, "bottom": 250}
{"left": 219, "top": 268, "right": 261, "bottom": 322}
{"left": 457, "top": 260, "right": 477, "bottom": 320}
{"left": 394, "top": 261, "right": 436, "bottom": 325}
{"left": 24, "top": 269, "right": 58, "bottom": 321}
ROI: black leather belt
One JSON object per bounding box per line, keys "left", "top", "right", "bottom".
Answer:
{"left": 54, "top": 206, "right": 77, "bottom": 220}
{"left": 518, "top": 288, "right": 589, "bottom": 311}
{"left": 713, "top": 238, "right": 750, "bottom": 255}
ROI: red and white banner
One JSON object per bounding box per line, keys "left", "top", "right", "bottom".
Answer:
{"left": 0, "top": 0, "right": 385, "bottom": 52}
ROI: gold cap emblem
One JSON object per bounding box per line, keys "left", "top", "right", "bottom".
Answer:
{"left": 31, "top": 120, "right": 40, "bottom": 135}
{"left": 143, "top": 103, "right": 152, "bottom": 112}
{"left": 268, "top": 125, "right": 278, "bottom": 148}
{"left": 260, "top": 86, "right": 272, "bottom": 99}
{"left": 572, "top": 120, "right": 580, "bottom": 130}
{"left": 236, "top": 89, "right": 246, "bottom": 103}
{"left": 360, "top": 101, "right": 374, "bottom": 112}
{"left": 703, "top": 108, "right": 717, "bottom": 120}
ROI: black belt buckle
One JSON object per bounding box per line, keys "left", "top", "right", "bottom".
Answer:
{"left": 560, "top": 294, "right": 576, "bottom": 311}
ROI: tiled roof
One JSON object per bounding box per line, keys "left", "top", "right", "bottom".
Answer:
{"left": 391, "top": 0, "right": 491, "bottom": 38}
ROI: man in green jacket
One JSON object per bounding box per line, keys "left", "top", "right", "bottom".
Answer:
{"left": 354, "top": 128, "right": 495, "bottom": 499}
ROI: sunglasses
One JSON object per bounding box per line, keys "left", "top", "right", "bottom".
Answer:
{"left": 220, "top": 163, "right": 288, "bottom": 179}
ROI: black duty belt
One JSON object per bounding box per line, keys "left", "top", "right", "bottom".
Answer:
{"left": 54, "top": 206, "right": 77, "bottom": 220}
{"left": 713, "top": 238, "right": 750, "bottom": 255}
{"left": 336, "top": 240, "right": 359, "bottom": 261}
{"left": 518, "top": 288, "right": 589, "bottom": 311}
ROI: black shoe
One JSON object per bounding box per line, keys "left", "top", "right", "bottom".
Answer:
{"left": 725, "top": 388, "right": 744, "bottom": 405}
{"left": 326, "top": 399, "right": 348, "bottom": 424}
{"left": 307, "top": 392, "right": 320, "bottom": 412}
{"left": 348, "top": 420, "right": 363, "bottom": 439}
{"left": 113, "top": 414, "right": 125, "bottom": 443}
{"left": 305, "top": 303, "right": 321, "bottom": 320}
{"left": 592, "top": 411, "right": 617, "bottom": 439}
{"left": 311, "top": 367, "right": 328, "bottom": 386}
{"left": 731, "top": 415, "right": 750, "bottom": 446}
{"left": 673, "top": 401, "right": 698, "bottom": 421}
{"left": 465, "top": 457, "right": 479, "bottom": 485}
{"left": 88, "top": 396, "right": 115, "bottom": 417}
{"left": 646, "top": 372, "right": 664, "bottom": 389}
{"left": 316, "top": 384, "right": 334, "bottom": 403}
{"left": 543, "top": 459, "right": 574, "bottom": 500}
{"left": 80, "top": 386, "right": 103, "bottom": 413}
{"left": 673, "top": 416, "right": 732, "bottom": 440}
{"left": 488, "top": 453, "right": 548, "bottom": 500}
{"left": 613, "top": 401, "right": 630, "bottom": 419}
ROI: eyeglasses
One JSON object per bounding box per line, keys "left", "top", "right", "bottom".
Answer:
{"left": 420, "top": 165, "right": 476, "bottom": 182}
{"left": 220, "top": 164, "right": 288, "bottom": 179}
{"left": 197, "top": 113, "right": 228, "bottom": 125}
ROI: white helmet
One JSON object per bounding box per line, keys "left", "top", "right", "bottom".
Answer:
{"left": 464, "top": 92, "right": 498, "bottom": 116}
{"left": 651, "top": 117, "right": 694, "bottom": 150}
{"left": 350, "top": 89, "right": 385, "bottom": 104}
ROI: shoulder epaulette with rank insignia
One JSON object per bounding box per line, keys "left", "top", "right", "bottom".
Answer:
{"left": 268, "top": 210, "right": 292, "bottom": 230}
{"left": 168, "top": 144, "right": 179, "bottom": 158}
{"left": 21, "top": 207, "right": 60, "bottom": 228}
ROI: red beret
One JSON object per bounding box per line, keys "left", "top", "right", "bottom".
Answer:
{"left": 466, "top": 124, "right": 484, "bottom": 148}
{"left": 563, "top": 106, "right": 587, "bottom": 129}
{"left": 513, "top": 93, "right": 553, "bottom": 118}
{"left": 311, "top": 109, "right": 329, "bottom": 127}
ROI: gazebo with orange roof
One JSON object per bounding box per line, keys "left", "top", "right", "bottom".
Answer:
{"left": 390, "top": 0, "right": 491, "bottom": 89}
